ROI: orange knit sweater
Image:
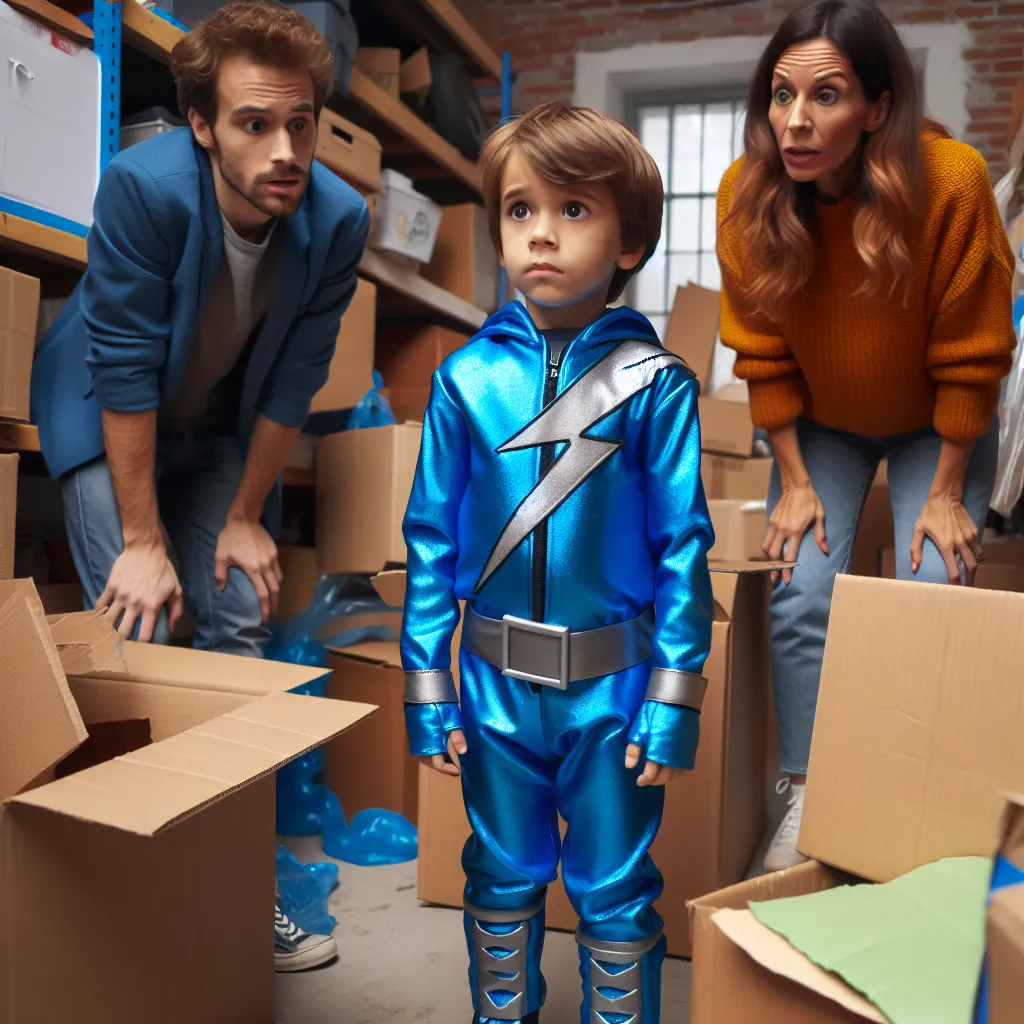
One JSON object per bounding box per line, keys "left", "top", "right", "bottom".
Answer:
{"left": 716, "top": 137, "right": 1016, "bottom": 440}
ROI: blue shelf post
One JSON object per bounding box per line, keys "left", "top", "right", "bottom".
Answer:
{"left": 93, "top": 0, "right": 122, "bottom": 173}
{"left": 498, "top": 49, "right": 512, "bottom": 306}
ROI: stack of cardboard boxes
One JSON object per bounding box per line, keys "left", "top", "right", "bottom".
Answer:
{"left": 688, "top": 574, "right": 1024, "bottom": 1021}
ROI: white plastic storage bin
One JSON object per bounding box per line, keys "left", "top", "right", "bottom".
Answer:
{"left": 121, "top": 111, "right": 182, "bottom": 151}
{"left": 369, "top": 169, "right": 442, "bottom": 264}
{"left": 0, "top": 1, "right": 99, "bottom": 234}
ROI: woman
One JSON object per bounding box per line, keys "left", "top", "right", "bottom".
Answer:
{"left": 716, "top": 0, "right": 1015, "bottom": 871}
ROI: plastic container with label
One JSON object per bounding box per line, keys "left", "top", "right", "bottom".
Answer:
{"left": 369, "top": 169, "right": 442, "bottom": 264}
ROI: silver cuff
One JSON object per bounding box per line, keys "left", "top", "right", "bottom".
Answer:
{"left": 464, "top": 894, "right": 545, "bottom": 924}
{"left": 645, "top": 668, "right": 707, "bottom": 711}
{"left": 403, "top": 669, "right": 458, "bottom": 704}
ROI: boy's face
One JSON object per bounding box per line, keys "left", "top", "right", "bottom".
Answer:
{"left": 498, "top": 150, "right": 643, "bottom": 326}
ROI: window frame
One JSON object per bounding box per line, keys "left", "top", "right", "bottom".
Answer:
{"left": 625, "top": 87, "right": 748, "bottom": 329}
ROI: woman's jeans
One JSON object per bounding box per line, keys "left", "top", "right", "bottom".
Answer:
{"left": 766, "top": 417, "right": 1000, "bottom": 775}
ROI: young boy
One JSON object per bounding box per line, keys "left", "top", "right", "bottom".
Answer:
{"left": 400, "top": 102, "right": 714, "bottom": 1024}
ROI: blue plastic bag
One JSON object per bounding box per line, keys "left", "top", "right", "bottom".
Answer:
{"left": 319, "top": 789, "right": 418, "bottom": 865}
{"left": 346, "top": 370, "right": 395, "bottom": 430}
{"left": 276, "top": 845, "right": 338, "bottom": 937}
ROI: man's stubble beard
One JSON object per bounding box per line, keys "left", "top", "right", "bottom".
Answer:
{"left": 210, "top": 131, "right": 309, "bottom": 218}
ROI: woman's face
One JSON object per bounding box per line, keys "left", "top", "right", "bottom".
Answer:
{"left": 768, "top": 38, "right": 891, "bottom": 199}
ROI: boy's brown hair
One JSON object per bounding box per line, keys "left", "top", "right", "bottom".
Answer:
{"left": 171, "top": 1, "right": 334, "bottom": 124}
{"left": 479, "top": 101, "right": 664, "bottom": 303}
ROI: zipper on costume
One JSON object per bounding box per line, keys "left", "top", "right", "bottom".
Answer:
{"left": 531, "top": 341, "right": 564, "bottom": 622}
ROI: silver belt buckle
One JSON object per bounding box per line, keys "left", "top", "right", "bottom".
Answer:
{"left": 501, "top": 614, "right": 571, "bottom": 690}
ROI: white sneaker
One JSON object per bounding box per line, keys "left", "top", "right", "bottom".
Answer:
{"left": 274, "top": 900, "right": 338, "bottom": 973}
{"left": 763, "top": 778, "right": 810, "bottom": 873}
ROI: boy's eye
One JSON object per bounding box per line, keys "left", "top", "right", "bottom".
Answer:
{"left": 509, "top": 202, "right": 530, "bottom": 221}
{"left": 243, "top": 118, "right": 267, "bottom": 134}
{"left": 563, "top": 201, "right": 589, "bottom": 220}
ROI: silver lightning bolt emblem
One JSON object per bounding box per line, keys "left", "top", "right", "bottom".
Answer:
{"left": 474, "top": 339, "right": 685, "bottom": 593}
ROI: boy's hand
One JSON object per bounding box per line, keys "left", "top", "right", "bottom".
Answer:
{"left": 420, "top": 729, "right": 468, "bottom": 778}
{"left": 625, "top": 745, "right": 685, "bottom": 787}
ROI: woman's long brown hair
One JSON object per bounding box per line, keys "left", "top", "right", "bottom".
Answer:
{"left": 721, "top": 0, "right": 948, "bottom": 323}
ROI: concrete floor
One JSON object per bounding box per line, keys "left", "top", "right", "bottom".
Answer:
{"left": 275, "top": 835, "right": 693, "bottom": 1024}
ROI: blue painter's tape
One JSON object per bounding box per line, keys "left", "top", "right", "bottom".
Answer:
{"left": 0, "top": 197, "right": 89, "bottom": 238}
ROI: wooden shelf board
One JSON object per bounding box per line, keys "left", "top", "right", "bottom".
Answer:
{"left": 359, "top": 248, "right": 486, "bottom": 334}
{"left": 0, "top": 421, "right": 40, "bottom": 453}
{"left": 338, "top": 68, "right": 481, "bottom": 197}
{"left": 8, "top": 0, "right": 92, "bottom": 42}
{"left": 122, "top": 0, "right": 184, "bottom": 61}
{"left": 0, "top": 213, "right": 87, "bottom": 270}
{"left": 372, "top": 0, "right": 502, "bottom": 80}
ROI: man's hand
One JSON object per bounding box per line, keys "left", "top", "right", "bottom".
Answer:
{"left": 96, "top": 539, "right": 184, "bottom": 642}
{"left": 624, "top": 744, "right": 685, "bottom": 787}
{"left": 419, "top": 729, "right": 468, "bottom": 778}
{"left": 214, "top": 516, "right": 282, "bottom": 623}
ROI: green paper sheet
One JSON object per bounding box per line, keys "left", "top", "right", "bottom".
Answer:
{"left": 749, "top": 857, "right": 990, "bottom": 1024}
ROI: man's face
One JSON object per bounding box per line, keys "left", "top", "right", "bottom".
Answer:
{"left": 498, "top": 150, "right": 641, "bottom": 313}
{"left": 190, "top": 56, "right": 317, "bottom": 227}
{"left": 768, "top": 39, "right": 890, "bottom": 197}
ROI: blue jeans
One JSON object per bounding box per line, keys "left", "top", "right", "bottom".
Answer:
{"left": 767, "top": 417, "right": 1000, "bottom": 775}
{"left": 61, "top": 429, "right": 268, "bottom": 657}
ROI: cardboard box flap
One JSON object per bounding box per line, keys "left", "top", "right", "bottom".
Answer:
{"left": 711, "top": 909, "right": 885, "bottom": 1023}
{"left": 7, "top": 691, "right": 376, "bottom": 835}
{"left": 78, "top": 638, "right": 330, "bottom": 696}
{"left": 998, "top": 793, "right": 1024, "bottom": 869}
{"left": 990, "top": 882, "right": 1024, "bottom": 959}
{"left": 47, "top": 609, "right": 128, "bottom": 677}
{"left": 0, "top": 579, "right": 88, "bottom": 803}
{"left": 372, "top": 564, "right": 789, "bottom": 610}
{"left": 327, "top": 638, "right": 402, "bottom": 667}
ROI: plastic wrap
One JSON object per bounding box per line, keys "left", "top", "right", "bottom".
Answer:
{"left": 992, "top": 245, "right": 1024, "bottom": 518}
{"left": 276, "top": 845, "right": 339, "bottom": 937}
{"left": 347, "top": 370, "right": 396, "bottom": 430}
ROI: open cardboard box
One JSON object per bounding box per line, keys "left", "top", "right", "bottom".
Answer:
{"left": 800, "top": 575, "right": 1024, "bottom": 882}
{"left": 0, "top": 579, "right": 376, "bottom": 1024}
{"left": 365, "top": 562, "right": 779, "bottom": 957}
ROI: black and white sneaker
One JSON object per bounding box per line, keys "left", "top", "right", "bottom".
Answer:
{"left": 274, "top": 900, "right": 338, "bottom": 973}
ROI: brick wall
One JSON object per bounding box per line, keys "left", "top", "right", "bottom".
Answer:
{"left": 457, "top": 0, "right": 1024, "bottom": 178}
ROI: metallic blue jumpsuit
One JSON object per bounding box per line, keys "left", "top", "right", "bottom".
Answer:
{"left": 401, "top": 302, "right": 714, "bottom": 1024}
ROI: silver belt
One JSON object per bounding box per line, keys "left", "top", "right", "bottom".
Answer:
{"left": 461, "top": 605, "right": 655, "bottom": 690}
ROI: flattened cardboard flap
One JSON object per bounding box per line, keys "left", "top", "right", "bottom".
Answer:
{"left": 8, "top": 691, "right": 376, "bottom": 835}
{"left": 47, "top": 609, "right": 127, "bottom": 677}
{"left": 0, "top": 579, "right": 87, "bottom": 803}
{"left": 78, "top": 636, "right": 330, "bottom": 695}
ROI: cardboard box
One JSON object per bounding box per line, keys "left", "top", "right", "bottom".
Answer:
{"left": 801, "top": 574, "right": 1024, "bottom": 882}
{"left": 0, "top": 453, "right": 16, "bottom": 579}
{"left": 422, "top": 203, "right": 500, "bottom": 312}
{"left": 401, "top": 564, "right": 774, "bottom": 956}
{"left": 699, "top": 396, "right": 754, "bottom": 457}
{"left": 400, "top": 46, "right": 431, "bottom": 101}
{"left": 708, "top": 499, "right": 767, "bottom": 562}
{"left": 355, "top": 46, "right": 401, "bottom": 97}
{"left": 0, "top": 581, "right": 375, "bottom": 1024}
{"left": 316, "top": 423, "right": 422, "bottom": 574}
{"left": 701, "top": 454, "right": 772, "bottom": 501}
{"left": 316, "top": 108, "right": 382, "bottom": 194}
{"left": 849, "top": 463, "right": 892, "bottom": 578}
{"left": 0, "top": 268, "right": 40, "bottom": 422}
{"left": 276, "top": 545, "right": 319, "bottom": 623}
{"left": 989, "top": 882, "right": 1024, "bottom": 1024}
{"left": 310, "top": 277, "right": 376, "bottom": 414}
{"left": 375, "top": 322, "right": 468, "bottom": 422}
{"left": 688, "top": 861, "right": 871, "bottom": 1024}
{"left": 664, "top": 283, "right": 720, "bottom": 393}
{"left": 322, "top": 574, "right": 461, "bottom": 827}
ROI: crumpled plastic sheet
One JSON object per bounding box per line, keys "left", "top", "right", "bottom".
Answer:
{"left": 276, "top": 845, "right": 339, "bottom": 937}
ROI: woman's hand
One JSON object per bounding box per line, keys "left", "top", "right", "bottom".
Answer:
{"left": 911, "top": 493, "right": 982, "bottom": 585}
{"left": 763, "top": 483, "right": 829, "bottom": 585}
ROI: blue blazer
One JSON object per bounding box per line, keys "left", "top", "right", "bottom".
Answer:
{"left": 32, "top": 127, "right": 370, "bottom": 491}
